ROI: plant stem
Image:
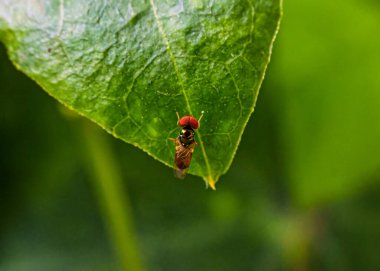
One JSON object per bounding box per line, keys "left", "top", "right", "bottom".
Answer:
{"left": 82, "top": 122, "right": 144, "bottom": 271}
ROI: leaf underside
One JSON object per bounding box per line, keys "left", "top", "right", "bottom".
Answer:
{"left": 0, "top": 0, "right": 281, "bottom": 187}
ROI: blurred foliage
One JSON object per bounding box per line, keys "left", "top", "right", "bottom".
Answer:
{"left": 1, "top": 0, "right": 380, "bottom": 270}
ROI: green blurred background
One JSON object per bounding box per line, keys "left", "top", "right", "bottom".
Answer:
{"left": 1, "top": 0, "right": 380, "bottom": 270}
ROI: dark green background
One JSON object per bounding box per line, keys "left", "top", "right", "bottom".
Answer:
{"left": 1, "top": 0, "right": 380, "bottom": 270}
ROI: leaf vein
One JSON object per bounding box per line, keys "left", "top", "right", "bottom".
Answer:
{"left": 225, "top": 64, "right": 243, "bottom": 133}
{"left": 56, "top": 0, "right": 65, "bottom": 37}
{"left": 149, "top": 0, "right": 214, "bottom": 184}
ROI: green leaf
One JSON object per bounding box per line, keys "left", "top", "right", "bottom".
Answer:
{"left": 0, "top": 0, "right": 281, "bottom": 187}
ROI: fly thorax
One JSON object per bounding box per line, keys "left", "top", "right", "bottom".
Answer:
{"left": 179, "top": 127, "right": 195, "bottom": 146}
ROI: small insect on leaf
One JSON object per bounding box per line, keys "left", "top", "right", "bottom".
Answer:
{"left": 172, "top": 112, "right": 203, "bottom": 181}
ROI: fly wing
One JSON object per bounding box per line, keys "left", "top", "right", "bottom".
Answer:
{"left": 174, "top": 153, "right": 193, "bottom": 179}
{"left": 173, "top": 139, "right": 194, "bottom": 179}
{"left": 174, "top": 165, "right": 188, "bottom": 179}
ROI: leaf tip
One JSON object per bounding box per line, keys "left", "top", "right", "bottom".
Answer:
{"left": 204, "top": 176, "right": 217, "bottom": 191}
{"left": 209, "top": 180, "right": 216, "bottom": 191}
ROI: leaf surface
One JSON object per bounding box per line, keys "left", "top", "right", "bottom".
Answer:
{"left": 0, "top": 0, "right": 281, "bottom": 186}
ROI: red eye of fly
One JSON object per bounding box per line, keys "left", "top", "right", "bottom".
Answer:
{"left": 179, "top": 116, "right": 199, "bottom": 129}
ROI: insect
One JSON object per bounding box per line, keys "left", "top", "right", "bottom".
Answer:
{"left": 171, "top": 112, "right": 204, "bottom": 179}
